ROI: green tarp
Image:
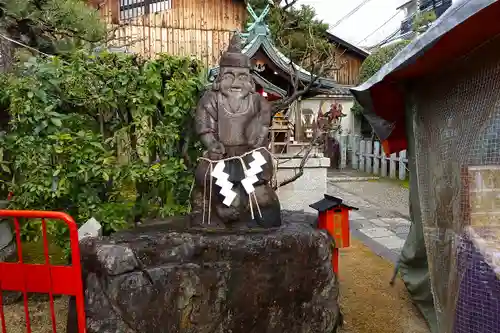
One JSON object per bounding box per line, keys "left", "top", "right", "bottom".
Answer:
{"left": 397, "top": 105, "right": 437, "bottom": 333}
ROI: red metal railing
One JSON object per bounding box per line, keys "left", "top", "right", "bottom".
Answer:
{"left": 0, "top": 210, "right": 86, "bottom": 333}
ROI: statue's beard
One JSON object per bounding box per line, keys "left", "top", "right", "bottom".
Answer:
{"left": 220, "top": 90, "right": 249, "bottom": 113}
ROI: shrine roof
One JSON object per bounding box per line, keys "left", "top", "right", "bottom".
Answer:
{"left": 350, "top": 0, "right": 499, "bottom": 154}
{"left": 309, "top": 194, "right": 358, "bottom": 213}
{"left": 207, "top": 34, "right": 351, "bottom": 97}
{"left": 207, "top": 2, "right": 351, "bottom": 98}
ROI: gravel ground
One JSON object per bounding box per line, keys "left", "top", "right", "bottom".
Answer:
{"left": 3, "top": 297, "right": 68, "bottom": 333}
{"left": 339, "top": 239, "right": 429, "bottom": 333}
{"left": 328, "top": 179, "right": 410, "bottom": 219}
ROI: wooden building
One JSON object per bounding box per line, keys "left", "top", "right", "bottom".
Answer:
{"left": 91, "top": 0, "right": 368, "bottom": 86}
{"left": 93, "top": 0, "right": 247, "bottom": 69}
{"left": 90, "top": 0, "right": 369, "bottom": 151}
{"left": 325, "top": 33, "right": 369, "bottom": 86}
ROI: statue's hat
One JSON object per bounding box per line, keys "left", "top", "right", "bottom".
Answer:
{"left": 219, "top": 34, "right": 251, "bottom": 69}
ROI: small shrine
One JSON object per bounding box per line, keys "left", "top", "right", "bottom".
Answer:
{"left": 207, "top": 3, "right": 347, "bottom": 154}
{"left": 310, "top": 194, "right": 358, "bottom": 275}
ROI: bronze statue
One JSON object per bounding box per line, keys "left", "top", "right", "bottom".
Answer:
{"left": 190, "top": 35, "right": 281, "bottom": 229}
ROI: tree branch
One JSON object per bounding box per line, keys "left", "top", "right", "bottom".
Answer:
{"left": 275, "top": 130, "right": 323, "bottom": 189}
{"left": 275, "top": 100, "right": 326, "bottom": 189}
{"left": 282, "top": 0, "right": 298, "bottom": 11}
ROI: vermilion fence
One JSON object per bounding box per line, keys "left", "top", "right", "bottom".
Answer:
{"left": 0, "top": 210, "right": 86, "bottom": 333}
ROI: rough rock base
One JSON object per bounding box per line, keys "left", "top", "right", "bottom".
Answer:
{"left": 69, "top": 211, "right": 341, "bottom": 333}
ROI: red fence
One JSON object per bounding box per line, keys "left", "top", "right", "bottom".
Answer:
{"left": 0, "top": 210, "right": 86, "bottom": 333}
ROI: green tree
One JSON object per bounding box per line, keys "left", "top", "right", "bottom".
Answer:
{"left": 351, "top": 40, "right": 411, "bottom": 117}
{"left": 0, "top": 0, "right": 106, "bottom": 64}
{"left": 412, "top": 10, "right": 437, "bottom": 33}
{"left": 247, "top": 0, "right": 340, "bottom": 114}
{"left": 248, "top": 0, "right": 332, "bottom": 69}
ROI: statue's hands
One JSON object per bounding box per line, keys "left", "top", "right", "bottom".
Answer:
{"left": 208, "top": 142, "right": 225, "bottom": 160}
{"left": 250, "top": 136, "right": 265, "bottom": 149}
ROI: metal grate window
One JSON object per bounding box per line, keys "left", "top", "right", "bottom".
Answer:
{"left": 120, "top": 0, "right": 172, "bottom": 20}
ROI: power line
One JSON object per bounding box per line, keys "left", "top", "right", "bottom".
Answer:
{"left": 356, "top": 11, "right": 401, "bottom": 45}
{"left": 372, "top": 27, "right": 402, "bottom": 49}
{"left": 330, "top": 0, "right": 374, "bottom": 30}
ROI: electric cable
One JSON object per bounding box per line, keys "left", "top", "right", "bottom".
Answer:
{"left": 357, "top": 10, "right": 402, "bottom": 45}
{"left": 330, "top": 0, "right": 374, "bottom": 30}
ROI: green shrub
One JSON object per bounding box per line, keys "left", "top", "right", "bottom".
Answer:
{"left": 0, "top": 51, "right": 205, "bottom": 251}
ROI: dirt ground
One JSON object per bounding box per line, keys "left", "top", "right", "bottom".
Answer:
{"left": 3, "top": 239, "right": 429, "bottom": 333}
{"left": 339, "top": 239, "right": 430, "bottom": 333}
{"left": 3, "top": 296, "right": 68, "bottom": 333}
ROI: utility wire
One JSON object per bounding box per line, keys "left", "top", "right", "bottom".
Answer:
{"left": 372, "top": 27, "right": 402, "bottom": 49}
{"left": 330, "top": 0, "right": 374, "bottom": 30}
{"left": 357, "top": 10, "right": 402, "bottom": 45}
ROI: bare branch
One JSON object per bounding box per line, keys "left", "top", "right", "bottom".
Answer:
{"left": 275, "top": 100, "right": 326, "bottom": 189}
{"left": 282, "top": 0, "right": 298, "bottom": 11}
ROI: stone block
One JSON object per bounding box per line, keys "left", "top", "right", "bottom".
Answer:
{"left": 71, "top": 211, "right": 342, "bottom": 333}
{"left": 78, "top": 217, "right": 102, "bottom": 241}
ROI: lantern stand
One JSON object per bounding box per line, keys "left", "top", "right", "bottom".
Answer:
{"left": 310, "top": 194, "right": 358, "bottom": 276}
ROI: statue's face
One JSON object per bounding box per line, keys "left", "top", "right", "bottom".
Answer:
{"left": 219, "top": 67, "right": 253, "bottom": 99}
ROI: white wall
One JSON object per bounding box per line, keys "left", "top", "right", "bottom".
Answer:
{"left": 298, "top": 95, "right": 361, "bottom": 136}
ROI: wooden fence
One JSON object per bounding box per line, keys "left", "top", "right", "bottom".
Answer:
{"left": 337, "top": 135, "right": 409, "bottom": 180}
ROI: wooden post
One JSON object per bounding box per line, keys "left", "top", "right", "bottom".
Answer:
{"left": 332, "top": 248, "right": 339, "bottom": 276}
{"left": 294, "top": 100, "right": 302, "bottom": 143}
{"left": 359, "top": 140, "right": 365, "bottom": 172}
{"left": 352, "top": 135, "right": 360, "bottom": 170}
{"left": 366, "top": 140, "right": 373, "bottom": 174}
{"left": 340, "top": 135, "right": 347, "bottom": 169}
{"left": 381, "top": 147, "right": 388, "bottom": 177}
{"left": 110, "top": 0, "right": 120, "bottom": 24}
{"left": 399, "top": 150, "right": 407, "bottom": 180}
{"left": 390, "top": 152, "right": 397, "bottom": 178}
{"left": 373, "top": 141, "right": 380, "bottom": 175}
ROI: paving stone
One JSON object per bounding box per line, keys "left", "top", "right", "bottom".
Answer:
{"left": 381, "top": 217, "right": 411, "bottom": 226}
{"left": 374, "top": 235, "right": 406, "bottom": 250}
{"left": 359, "top": 227, "right": 395, "bottom": 239}
{"left": 370, "top": 218, "right": 389, "bottom": 227}
{"left": 349, "top": 211, "right": 365, "bottom": 220}
{"left": 350, "top": 219, "right": 376, "bottom": 230}
{"left": 393, "top": 224, "right": 411, "bottom": 236}
{"left": 331, "top": 180, "right": 409, "bottom": 217}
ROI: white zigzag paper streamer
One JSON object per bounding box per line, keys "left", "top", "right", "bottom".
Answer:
{"left": 211, "top": 161, "right": 237, "bottom": 207}
{"left": 241, "top": 151, "right": 267, "bottom": 194}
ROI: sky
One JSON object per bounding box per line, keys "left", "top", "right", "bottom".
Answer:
{"left": 297, "top": 0, "right": 406, "bottom": 48}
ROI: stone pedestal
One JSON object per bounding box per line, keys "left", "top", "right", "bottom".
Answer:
{"left": 0, "top": 200, "right": 14, "bottom": 262}
{"left": 0, "top": 200, "right": 20, "bottom": 304}
{"left": 276, "top": 156, "right": 330, "bottom": 214}
{"left": 72, "top": 211, "right": 341, "bottom": 333}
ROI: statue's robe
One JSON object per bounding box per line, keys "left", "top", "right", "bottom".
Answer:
{"left": 192, "top": 90, "right": 280, "bottom": 227}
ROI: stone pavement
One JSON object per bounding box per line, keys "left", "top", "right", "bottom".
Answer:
{"left": 327, "top": 171, "right": 411, "bottom": 263}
